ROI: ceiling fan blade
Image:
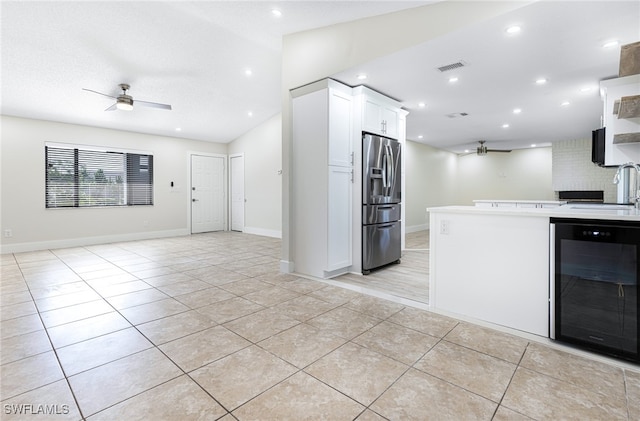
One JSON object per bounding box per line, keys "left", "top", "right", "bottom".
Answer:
{"left": 105, "top": 103, "right": 117, "bottom": 111}
{"left": 83, "top": 88, "right": 117, "bottom": 99}
{"left": 487, "top": 149, "right": 512, "bottom": 153}
{"left": 135, "top": 100, "right": 172, "bottom": 110}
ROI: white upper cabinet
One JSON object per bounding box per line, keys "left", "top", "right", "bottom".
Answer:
{"left": 358, "top": 87, "right": 402, "bottom": 139}
{"left": 601, "top": 74, "right": 640, "bottom": 166}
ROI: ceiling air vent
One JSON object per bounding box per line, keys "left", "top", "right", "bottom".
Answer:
{"left": 437, "top": 61, "right": 467, "bottom": 72}
{"left": 446, "top": 112, "right": 469, "bottom": 118}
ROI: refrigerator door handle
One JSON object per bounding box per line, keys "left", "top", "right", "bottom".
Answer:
{"left": 381, "top": 153, "right": 388, "bottom": 189}
{"left": 386, "top": 144, "right": 394, "bottom": 196}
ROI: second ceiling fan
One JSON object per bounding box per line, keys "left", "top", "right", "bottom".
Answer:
{"left": 476, "top": 140, "right": 512, "bottom": 156}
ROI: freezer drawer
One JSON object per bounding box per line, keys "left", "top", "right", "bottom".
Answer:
{"left": 363, "top": 203, "right": 401, "bottom": 225}
{"left": 362, "top": 221, "right": 401, "bottom": 271}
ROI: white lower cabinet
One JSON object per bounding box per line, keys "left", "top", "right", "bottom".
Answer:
{"left": 327, "top": 166, "right": 352, "bottom": 273}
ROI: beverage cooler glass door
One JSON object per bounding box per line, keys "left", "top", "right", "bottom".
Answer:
{"left": 552, "top": 219, "right": 639, "bottom": 362}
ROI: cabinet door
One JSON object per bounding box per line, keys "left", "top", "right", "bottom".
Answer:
{"left": 328, "top": 89, "right": 353, "bottom": 167}
{"left": 381, "top": 106, "right": 398, "bottom": 138}
{"left": 363, "top": 96, "right": 400, "bottom": 138}
{"left": 363, "top": 97, "right": 383, "bottom": 135}
{"left": 327, "top": 166, "right": 352, "bottom": 271}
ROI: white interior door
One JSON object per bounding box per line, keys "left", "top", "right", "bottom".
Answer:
{"left": 230, "top": 154, "right": 245, "bottom": 232}
{"left": 191, "top": 154, "right": 224, "bottom": 234}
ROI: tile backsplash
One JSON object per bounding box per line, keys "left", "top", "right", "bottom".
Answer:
{"left": 551, "top": 138, "right": 618, "bottom": 202}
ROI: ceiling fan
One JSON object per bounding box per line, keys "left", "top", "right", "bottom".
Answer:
{"left": 83, "top": 83, "right": 172, "bottom": 111}
{"left": 476, "top": 140, "right": 512, "bottom": 156}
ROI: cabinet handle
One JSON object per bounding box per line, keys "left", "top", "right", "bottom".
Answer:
{"left": 350, "top": 152, "right": 354, "bottom": 166}
{"left": 350, "top": 169, "right": 354, "bottom": 183}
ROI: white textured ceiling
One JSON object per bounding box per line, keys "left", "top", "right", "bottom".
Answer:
{"left": 2, "top": 1, "right": 639, "bottom": 153}
{"left": 1, "top": 1, "right": 429, "bottom": 143}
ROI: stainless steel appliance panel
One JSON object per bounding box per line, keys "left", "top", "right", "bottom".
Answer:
{"left": 362, "top": 221, "right": 401, "bottom": 271}
{"left": 362, "top": 133, "right": 401, "bottom": 205}
{"left": 362, "top": 204, "right": 401, "bottom": 225}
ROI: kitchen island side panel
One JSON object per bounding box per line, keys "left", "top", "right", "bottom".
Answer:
{"left": 429, "top": 211, "right": 550, "bottom": 336}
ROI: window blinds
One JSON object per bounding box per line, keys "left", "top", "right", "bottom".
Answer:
{"left": 45, "top": 145, "right": 153, "bottom": 208}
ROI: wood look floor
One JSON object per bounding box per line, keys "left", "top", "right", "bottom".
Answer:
{"left": 334, "top": 230, "right": 429, "bottom": 304}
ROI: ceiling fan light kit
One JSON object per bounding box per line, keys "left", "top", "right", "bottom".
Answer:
{"left": 115, "top": 97, "right": 134, "bottom": 111}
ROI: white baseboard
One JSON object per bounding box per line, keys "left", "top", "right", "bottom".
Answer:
{"left": 280, "top": 260, "right": 294, "bottom": 273}
{"left": 243, "top": 226, "right": 282, "bottom": 239}
{"left": 0, "top": 228, "right": 190, "bottom": 254}
{"left": 406, "top": 224, "right": 428, "bottom": 233}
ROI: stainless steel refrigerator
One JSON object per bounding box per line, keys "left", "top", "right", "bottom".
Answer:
{"left": 362, "top": 133, "right": 401, "bottom": 274}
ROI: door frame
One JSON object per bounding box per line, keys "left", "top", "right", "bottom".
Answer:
{"left": 187, "top": 152, "right": 228, "bottom": 234}
{"left": 229, "top": 153, "right": 245, "bottom": 232}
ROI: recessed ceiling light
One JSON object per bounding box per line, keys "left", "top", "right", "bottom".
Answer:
{"left": 603, "top": 40, "right": 619, "bottom": 49}
{"left": 448, "top": 77, "right": 459, "bottom": 83}
{"left": 356, "top": 73, "right": 367, "bottom": 80}
{"left": 271, "top": 9, "right": 282, "bottom": 17}
{"left": 464, "top": 149, "right": 470, "bottom": 153}
{"left": 506, "top": 25, "right": 521, "bottom": 34}
{"left": 535, "top": 78, "right": 547, "bottom": 85}
{"left": 531, "top": 144, "right": 537, "bottom": 148}
{"left": 561, "top": 101, "right": 570, "bottom": 106}
{"left": 245, "top": 69, "right": 253, "bottom": 76}
{"left": 248, "top": 111, "right": 253, "bottom": 117}
{"left": 513, "top": 108, "right": 522, "bottom": 114}
{"left": 418, "top": 135, "right": 424, "bottom": 139}
{"left": 580, "top": 86, "right": 593, "bottom": 93}
{"left": 175, "top": 127, "right": 182, "bottom": 132}
{"left": 418, "top": 102, "right": 426, "bottom": 108}
{"left": 502, "top": 124, "right": 510, "bottom": 128}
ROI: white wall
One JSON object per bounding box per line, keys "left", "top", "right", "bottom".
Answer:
{"left": 404, "top": 141, "right": 555, "bottom": 229}
{"left": 405, "top": 140, "right": 457, "bottom": 231}
{"left": 456, "top": 146, "right": 554, "bottom": 205}
{"left": 228, "top": 113, "right": 282, "bottom": 238}
{"left": 0, "top": 115, "right": 227, "bottom": 253}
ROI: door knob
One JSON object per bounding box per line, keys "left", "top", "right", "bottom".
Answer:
{"left": 192, "top": 198, "right": 198, "bottom": 202}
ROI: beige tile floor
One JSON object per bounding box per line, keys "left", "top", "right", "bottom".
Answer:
{"left": 1, "top": 231, "right": 639, "bottom": 420}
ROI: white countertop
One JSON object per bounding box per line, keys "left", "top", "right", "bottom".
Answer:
{"left": 472, "top": 199, "right": 566, "bottom": 204}
{"left": 428, "top": 204, "right": 640, "bottom": 221}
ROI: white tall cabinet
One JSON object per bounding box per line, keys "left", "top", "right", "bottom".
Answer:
{"left": 291, "top": 79, "right": 406, "bottom": 279}
{"left": 292, "top": 80, "right": 354, "bottom": 278}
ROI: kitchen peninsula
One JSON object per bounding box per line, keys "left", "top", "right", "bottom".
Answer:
{"left": 428, "top": 205, "right": 640, "bottom": 339}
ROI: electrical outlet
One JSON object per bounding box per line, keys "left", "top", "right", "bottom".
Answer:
{"left": 440, "top": 220, "right": 450, "bottom": 235}
{"left": 4, "top": 229, "right": 12, "bottom": 238}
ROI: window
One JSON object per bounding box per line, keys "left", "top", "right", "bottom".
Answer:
{"left": 45, "top": 144, "right": 153, "bottom": 208}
